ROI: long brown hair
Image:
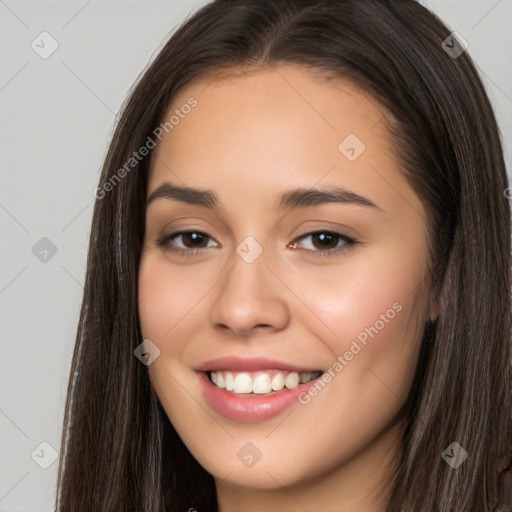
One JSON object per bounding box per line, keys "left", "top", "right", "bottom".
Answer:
{"left": 55, "top": 1, "right": 512, "bottom": 510}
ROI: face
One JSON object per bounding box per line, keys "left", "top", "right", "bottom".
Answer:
{"left": 138, "top": 64, "right": 433, "bottom": 495}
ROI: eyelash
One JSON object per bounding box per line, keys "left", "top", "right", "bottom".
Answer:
{"left": 155, "top": 229, "right": 359, "bottom": 258}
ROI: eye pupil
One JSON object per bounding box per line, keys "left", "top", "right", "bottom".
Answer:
{"left": 183, "top": 232, "right": 208, "bottom": 248}
{"left": 312, "top": 232, "right": 338, "bottom": 250}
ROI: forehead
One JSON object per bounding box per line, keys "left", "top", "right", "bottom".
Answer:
{"left": 147, "top": 64, "right": 421, "bottom": 218}
{"left": 151, "top": 65, "right": 380, "bottom": 160}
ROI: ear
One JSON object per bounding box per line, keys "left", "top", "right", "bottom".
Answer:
{"left": 428, "top": 290, "right": 440, "bottom": 322}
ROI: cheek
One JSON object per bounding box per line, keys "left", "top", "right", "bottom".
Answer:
{"left": 138, "top": 257, "right": 168, "bottom": 338}
{"left": 138, "top": 255, "right": 217, "bottom": 412}
{"left": 138, "top": 255, "right": 209, "bottom": 344}
{"left": 138, "top": 257, "right": 201, "bottom": 428}
{"left": 296, "top": 238, "right": 426, "bottom": 339}
{"left": 290, "top": 238, "right": 428, "bottom": 399}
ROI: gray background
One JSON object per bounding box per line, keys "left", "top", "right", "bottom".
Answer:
{"left": 0, "top": 1, "right": 510, "bottom": 510}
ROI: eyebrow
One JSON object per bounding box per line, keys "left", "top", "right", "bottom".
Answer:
{"left": 146, "top": 182, "right": 384, "bottom": 213}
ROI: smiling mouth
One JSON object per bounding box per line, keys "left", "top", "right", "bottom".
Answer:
{"left": 206, "top": 369, "right": 323, "bottom": 396}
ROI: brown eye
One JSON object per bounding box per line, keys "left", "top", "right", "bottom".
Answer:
{"left": 155, "top": 230, "right": 217, "bottom": 253}
{"left": 291, "top": 230, "right": 358, "bottom": 258}
{"left": 309, "top": 232, "right": 340, "bottom": 250}
{"left": 178, "top": 232, "right": 210, "bottom": 248}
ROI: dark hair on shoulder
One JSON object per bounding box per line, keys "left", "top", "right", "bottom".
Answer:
{"left": 56, "top": 1, "right": 512, "bottom": 511}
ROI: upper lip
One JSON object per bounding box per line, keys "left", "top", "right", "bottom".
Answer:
{"left": 195, "top": 356, "right": 322, "bottom": 373}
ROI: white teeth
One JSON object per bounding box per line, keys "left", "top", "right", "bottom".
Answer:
{"left": 271, "top": 372, "right": 284, "bottom": 391}
{"left": 253, "top": 374, "right": 272, "bottom": 394}
{"left": 225, "top": 371, "right": 234, "bottom": 391}
{"left": 234, "top": 373, "right": 253, "bottom": 393}
{"left": 216, "top": 372, "right": 225, "bottom": 388}
{"left": 209, "top": 370, "right": 320, "bottom": 394}
{"left": 285, "top": 372, "right": 299, "bottom": 389}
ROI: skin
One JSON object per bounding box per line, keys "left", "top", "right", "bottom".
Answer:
{"left": 138, "top": 64, "right": 438, "bottom": 512}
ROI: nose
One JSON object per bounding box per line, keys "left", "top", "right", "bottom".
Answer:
{"left": 209, "top": 247, "right": 291, "bottom": 337}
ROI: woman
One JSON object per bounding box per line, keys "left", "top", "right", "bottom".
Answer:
{"left": 56, "top": 0, "right": 512, "bottom": 510}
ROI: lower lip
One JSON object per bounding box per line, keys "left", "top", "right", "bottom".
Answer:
{"left": 197, "top": 371, "right": 321, "bottom": 422}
